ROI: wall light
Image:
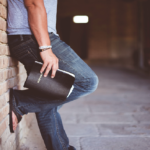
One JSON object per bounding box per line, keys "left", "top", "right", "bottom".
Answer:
{"left": 73, "top": 15, "right": 89, "bottom": 23}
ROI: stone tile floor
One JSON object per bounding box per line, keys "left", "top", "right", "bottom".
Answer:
{"left": 19, "top": 66, "right": 150, "bottom": 150}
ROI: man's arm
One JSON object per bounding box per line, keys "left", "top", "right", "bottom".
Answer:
{"left": 24, "top": 0, "right": 58, "bottom": 78}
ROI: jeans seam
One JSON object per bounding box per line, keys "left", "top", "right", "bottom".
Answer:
{"left": 53, "top": 109, "right": 67, "bottom": 150}
{"left": 17, "top": 104, "right": 31, "bottom": 109}
{"left": 12, "top": 95, "right": 24, "bottom": 116}
{"left": 59, "top": 58, "right": 88, "bottom": 81}
{"left": 28, "top": 47, "right": 39, "bottom": 61}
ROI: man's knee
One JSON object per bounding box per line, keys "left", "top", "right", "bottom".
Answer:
{"left": 79, "top": 74, "right": 99, "bottom": 95}
{"left": 87, "top": 74, "right": 99, "bottom": 93}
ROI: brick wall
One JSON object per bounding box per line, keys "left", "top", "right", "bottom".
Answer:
{"left": 0, "top": 0, "right": 34, "bottom": 150}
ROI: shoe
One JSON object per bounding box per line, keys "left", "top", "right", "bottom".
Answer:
{"left": 9, "top": 88, "right": 22, "bottom": 133}
{"left": 68, "top": 145, "right": 76, "bottom": 150}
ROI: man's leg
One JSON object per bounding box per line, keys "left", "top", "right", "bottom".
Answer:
{"left": 8, "top": 33, "right": 98, "bottom": 150}
{"left": 36, "top": 107, "right": 70, "bottom": 150}
{"left": 11, "top": 33, "right": 98, "bottom": 115}
{"left": 11, "top": 54, "right": 98, "bottom": 150}
{"left": 34, "top": 70, "right": 98, "bottom": 150}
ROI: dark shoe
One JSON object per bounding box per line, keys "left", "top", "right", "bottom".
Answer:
{"left": 9, "top": 88, "right": 22, "bottom": 133}
{"left": 68, "top": 145, "right": 76, "bottom": 150}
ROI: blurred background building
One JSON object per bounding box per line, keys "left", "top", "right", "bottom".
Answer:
{"left": 57, "top": 0, "right": 150, "bottom": 70}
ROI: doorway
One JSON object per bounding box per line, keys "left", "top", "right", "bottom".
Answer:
{"left": 57, "top": 16, "right": 89, "bottom": 59}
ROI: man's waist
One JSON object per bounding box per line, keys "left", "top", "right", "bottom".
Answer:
{"left": 8, "top": 32, "right": 53, "bottom": 44}
{"left": 8, "top": 34, "right": 36, "bottom": 44}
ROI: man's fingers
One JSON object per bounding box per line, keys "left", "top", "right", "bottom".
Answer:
{"left": 51, "top": 59, "right": 59, "bottom": 78}
{"left": 44, "top": 63, "right": 52, "bottom": 77}
{"left": 40, "top": 62, "right": 48, "bottom": 73}
{"left": 51, "top": 64, "right": 58, "bottom": 78}
{"left": 40, "top": 57, "right": 59, "bottom": 77}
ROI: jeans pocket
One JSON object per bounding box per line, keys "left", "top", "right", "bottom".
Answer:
{"left": 10, "top": 38, "right": 39, "bottom": 61}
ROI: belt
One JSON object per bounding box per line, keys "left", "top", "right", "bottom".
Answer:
{"left": 8, "top": 34, "right": 35, "bottom": 42}
{"left": 8, "top": 32, "right": 53, "bottom": 43}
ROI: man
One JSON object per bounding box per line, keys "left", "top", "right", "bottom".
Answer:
{"left": 7, "top": 0, "right": 99, "bottom": 149}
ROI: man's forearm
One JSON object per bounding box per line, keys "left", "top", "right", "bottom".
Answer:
{"left": 26, "top": 4, "right": 51, "bottom": 47}
{"left": 24, "top": 0, "right": 58, "bottom": 78}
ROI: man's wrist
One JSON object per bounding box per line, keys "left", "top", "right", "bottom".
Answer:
{"left": 39, "top": 48, "right": 52, "bottom": 52}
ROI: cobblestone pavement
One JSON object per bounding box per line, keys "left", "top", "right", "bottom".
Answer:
{"left": 19, "top": 66, "right": 150, "bottom": 150}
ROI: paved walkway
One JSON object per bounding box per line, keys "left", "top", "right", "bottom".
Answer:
{"left": 19, "top": 66, "right": 150, "bottom": 150}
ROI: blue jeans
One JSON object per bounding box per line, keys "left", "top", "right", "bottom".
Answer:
{"left": 8, "top": 33, "right": 99, "bottom": 150}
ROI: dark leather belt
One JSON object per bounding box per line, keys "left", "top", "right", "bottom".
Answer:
{"left": 8, "top": 32, "right": 53, "bottom": 43}
{"left": 8, "top": 34, "right": 35, "bottom": 42}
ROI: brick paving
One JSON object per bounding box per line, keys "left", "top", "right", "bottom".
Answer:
{"left": 18, "top": 66, "right": 150, "bottom": 150}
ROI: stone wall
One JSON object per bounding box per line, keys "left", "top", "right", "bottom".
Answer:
{"left": 0, "top": 0, "right": 34, "bottom": 149}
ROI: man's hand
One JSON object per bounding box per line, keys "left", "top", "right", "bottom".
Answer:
{"left": 40, "top": 49, "right": 59, "bottom": 78}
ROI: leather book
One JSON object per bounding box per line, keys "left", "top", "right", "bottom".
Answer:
{"left": 24, "top": 61, "right": 75, "bottom": 101}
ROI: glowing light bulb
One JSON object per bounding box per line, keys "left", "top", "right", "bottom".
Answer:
{"left": 73, "top": 16, "right": 89, "bottom": 23}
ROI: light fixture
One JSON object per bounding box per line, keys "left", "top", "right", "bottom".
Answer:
{"left": 73, "top": 15, "right": 89, "bottom": 23}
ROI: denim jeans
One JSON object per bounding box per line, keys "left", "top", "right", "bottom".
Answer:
{"left": 8, "top": 32, "right": 99, "bottom": 150}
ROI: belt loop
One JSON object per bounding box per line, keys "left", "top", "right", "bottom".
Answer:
{"left": 20, "top": 35, "right": 24, "bottom": 41}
